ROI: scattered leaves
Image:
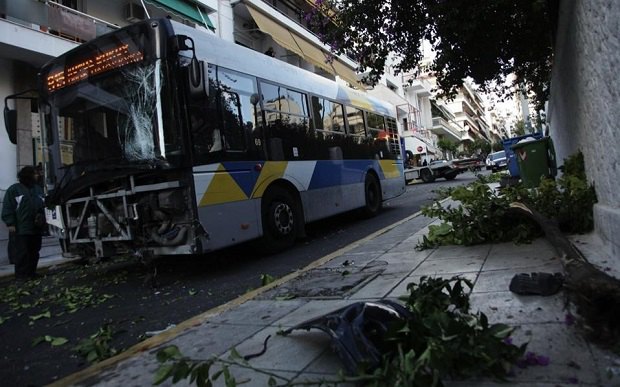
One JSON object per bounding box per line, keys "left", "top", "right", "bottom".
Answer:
{"left": 32, "top": 335, "right": 69, "bottom": 347}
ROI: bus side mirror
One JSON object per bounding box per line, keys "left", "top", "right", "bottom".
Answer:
{"left": 188, "top": 58, "right": 208, "bottom": 99}
{"left": 4, "top": 106, "right": 17, "bottom": 144}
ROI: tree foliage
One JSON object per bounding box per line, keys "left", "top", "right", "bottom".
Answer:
{"left": 436, "top": 138, "right": 459, "bottom": 156}
{"left": 307, "top": 0, "right": 556, "bottom": 110}
{"left": 513, "top": 119, "right": 527, "bottom": 136}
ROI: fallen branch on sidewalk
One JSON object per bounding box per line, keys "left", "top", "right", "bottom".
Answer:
{"left": 508, "top": 202, "right": 620, "bottom": 351}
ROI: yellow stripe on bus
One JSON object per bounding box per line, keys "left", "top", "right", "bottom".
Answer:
{"left": 199, "top": 164, "right": 248, "bottom": 206}
{"left": 251, "top": 161, "right": 288, "bottom": 198}
{"left": 378, "top": 160, "right": 402, "bottom": 179}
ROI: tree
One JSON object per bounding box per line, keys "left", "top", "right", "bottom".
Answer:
{"left": 513, "top": 119, "right": 526, "bottom": 136}
{"left": 437, "top": 138, "right": 459, "bottom": 158}
{"left": 307, "top": 0, "right": 556, "bottom": 111}
{"left": 492, "top": 141, "right": 504, "bottom": 152}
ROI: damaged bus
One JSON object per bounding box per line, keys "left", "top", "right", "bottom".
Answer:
{"left": 37, "top": 18, "right": 404, "bottom": 260}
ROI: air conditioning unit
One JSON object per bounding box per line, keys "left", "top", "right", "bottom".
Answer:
{"left": 124, "top": 2, "right": 146, "bottom": 22}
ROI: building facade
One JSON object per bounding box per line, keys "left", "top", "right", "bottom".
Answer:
{"left": 547, "top": 0, "right": 620, "bottom": 260}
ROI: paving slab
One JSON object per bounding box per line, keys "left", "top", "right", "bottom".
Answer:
{"left": 412, "top": 255, "right": 485, "bottom": 276}
{"left": 482, "top": 251, "right": 562, "bottom": 272}
{"left": 427, "top": 244, "right": 492, "bottom": 260}
{"left": 373, "top": 250, "right": 427, "bottom": 274}
{"left": 271, "top": 299, "right": 353, "bottom": 328}
{"left": 347, "top": 272, "right": 408, "bottom": 300}
{"left": 223, "top": 326, "right": 329, "bottom": 373}
{"left": 474, "top": 262, "right": 564, "bottom": 293}
{"left": 470, "top": 291, "right": 566, "bottom": 325}
{"left": 507, "top": 322, "right": 600, "bottom": 385}
{"left": 206, "top": 299, "right": 306, "bottom": 325}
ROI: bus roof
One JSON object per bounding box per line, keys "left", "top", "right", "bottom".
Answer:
{"left": 170, "top": 20, "right": 396, "bottom": 117}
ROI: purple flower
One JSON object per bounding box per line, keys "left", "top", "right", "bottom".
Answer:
{"left": 516, "top": 352, "right": 550, "bottom": 368}
{"left": 536, "top": 355, "right": 550, "bottom": 366}
{"left": 565, "top": 313, "right": 576, "bottom": 326}
{"left": 503, "top": 337, "right": 513, "bottom": 345}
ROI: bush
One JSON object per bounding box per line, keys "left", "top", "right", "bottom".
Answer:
{"left": 418, "top": 152, "right": 596, "bottom": 249}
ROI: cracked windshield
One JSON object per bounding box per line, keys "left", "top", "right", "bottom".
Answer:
{"left": 51, "top": 62, "right": 161, "bottom": 166}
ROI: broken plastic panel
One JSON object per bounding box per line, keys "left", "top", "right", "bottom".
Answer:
{"left": 282, "top": 300, "right": 412, "bottom": 374}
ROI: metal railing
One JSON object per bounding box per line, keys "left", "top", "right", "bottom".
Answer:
{"left": 432, "top": 117, "right": 462, "bottom": 140}
{"left": 0, "top": 0, "right": 118, "bottom": 43}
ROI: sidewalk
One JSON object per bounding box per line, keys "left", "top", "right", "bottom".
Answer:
{"left": 46, "top": 209, "right": 620, "bottom": 387}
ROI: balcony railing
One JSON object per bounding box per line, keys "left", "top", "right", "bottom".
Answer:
{"left": 0, "top": 0, "right": 117, "bottom": 43}
{"left": 401, "top": 74, "right": 433, "bottom": 96}
{"left": 432, "top": 117, "right": 462, "bottom": 140}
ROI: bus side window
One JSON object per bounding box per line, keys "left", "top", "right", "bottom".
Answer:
{"left": 220, "top": 91, "right": 245, "bottom": 152}
{"left": 260, "top": 81, "right": 311, "bottom": 161}
{"left": 189, "top": 81, "right": 221, "bottom": 164}
{"left": 367, "top": 112, "right": 390, "bottom": 160}
{"left": 310, "top": 96, "right": 323, "bottom": 130}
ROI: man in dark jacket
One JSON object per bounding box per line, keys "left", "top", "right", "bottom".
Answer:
{"left": 2, "top": 166, "right": 45, "bottom": 280}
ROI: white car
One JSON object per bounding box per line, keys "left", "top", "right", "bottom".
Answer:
{"left": 486, "top": 150, "right": 507, "bottom": 172}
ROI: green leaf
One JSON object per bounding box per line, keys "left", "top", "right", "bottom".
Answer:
{"left": 32, "top": 336, "right": 47, "bottom": 347}
{"left": 189, "top": 289, "right": 198, "bottom": 296}
{"left": 153, "top": 364, "right": 174, "bottom": 385}
{"left": 172, "top": 361, "right": 190, "bottom": 383}
{"left": 29, "top": 311, "right": 52, "bottom": 320}
{"left": 229, "top": 348, "right": 242, "bottom": 360}
{"left": 86, "top": 350, "right": 98, "bottom": 363}
{"left": 260, "top": 274, "right": 275, "bottom": 286}
{"left": 157, "top": 345, "right": 182, "bottom": 362}
{"left": 51, "top": 337, "right": 69, "bottom": 346}
{"left": 488, "top": 323, "right": 514, "bottom": 339}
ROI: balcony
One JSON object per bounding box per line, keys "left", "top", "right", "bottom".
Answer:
{"left": 0, "top": 0, "right": 118, "bottom": 65}
{"left": 0, "top": 0, "right": 117, "bottom": 42}
{"left": 431, "top": 117, "right": 462, "bottom": 142}
{"left": 402, "top": 75, "right": 433, "bottom": 97}
{"left": 236, "top": 0, "right": 360, "bottom": 87}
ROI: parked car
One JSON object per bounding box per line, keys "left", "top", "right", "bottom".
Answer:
{"left": 486, "top": 150, "right": 508, "bottom": 172}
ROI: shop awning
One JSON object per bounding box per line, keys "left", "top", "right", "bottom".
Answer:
{"left": 145, "top": 0, "right": 215, "bottom": 31}
{"left": 245, "top": 5, "right": 360, "bottom": 87}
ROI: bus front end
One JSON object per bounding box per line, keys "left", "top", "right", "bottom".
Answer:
{"left": 40, "top": 19, "right": 204, "bottom": 259}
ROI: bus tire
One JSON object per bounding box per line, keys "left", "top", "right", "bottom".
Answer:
{"left": 259, "top": 186, "right": 299, "bottom": 253}
{"left": 362, "top": 173, "right": 382, "bottom": 217}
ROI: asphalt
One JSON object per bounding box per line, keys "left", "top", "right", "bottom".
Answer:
{"left": 3, "top": 197, "right": 620, "bottom": 386}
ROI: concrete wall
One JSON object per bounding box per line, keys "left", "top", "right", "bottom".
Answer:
{"left": 547, "top": 0, "right": 620, "bottom": 258}
{"left": 0, "top": 58, "right": 17, "bottom": 264}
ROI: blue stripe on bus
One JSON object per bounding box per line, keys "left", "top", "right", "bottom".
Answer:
{"left": 218, "top": 159, "right": 397, "bottom": 198}
{"left": 308, "top": 160, "right": 373, "bottom": 189}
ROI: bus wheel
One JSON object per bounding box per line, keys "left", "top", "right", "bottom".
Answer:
{"left": 260, "top": 187, "right": 299, "bottom": 253}
{"left": 362, "top": 173, "right": 382, "bottom": 217}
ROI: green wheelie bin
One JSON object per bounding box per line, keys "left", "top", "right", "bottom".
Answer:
{"left": 511, "top": 136, "right": 557, "bottom": 188}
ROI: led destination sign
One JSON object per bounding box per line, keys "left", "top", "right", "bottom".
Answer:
{"left": 47, "top": 44, "right": 143, "bottom": 92}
